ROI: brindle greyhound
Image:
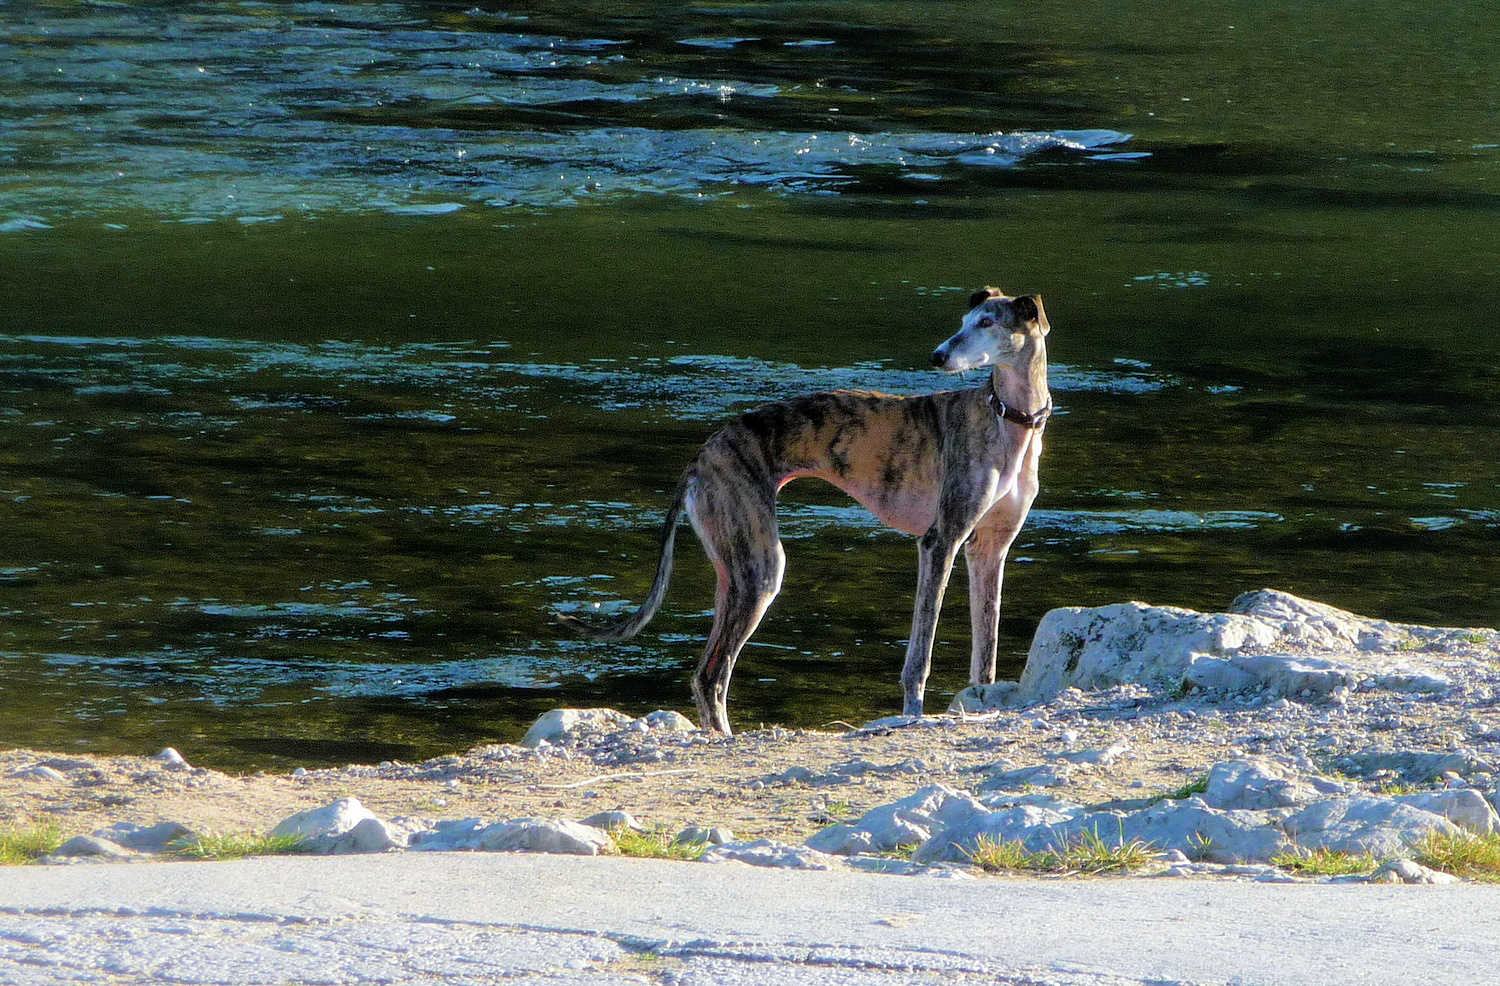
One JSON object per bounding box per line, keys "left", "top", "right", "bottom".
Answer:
{"left": 559, "top": 287, "right": 1051, "bottom": 734}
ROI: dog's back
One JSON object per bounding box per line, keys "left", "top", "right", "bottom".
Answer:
{"left": 695, "top": 389, "right": 966, "bottom": 537}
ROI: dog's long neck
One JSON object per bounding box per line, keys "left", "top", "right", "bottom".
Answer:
{"left": 990, "top": 334, "right": 1050, "bottom": 419}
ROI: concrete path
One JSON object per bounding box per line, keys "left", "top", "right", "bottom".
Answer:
{"left": 3, "top": 853, "right": 1498, "bottom": 985}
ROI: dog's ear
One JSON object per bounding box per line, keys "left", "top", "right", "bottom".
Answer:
{"left": 1013, "top": 294, "right": 1050, "bottom": 334}
{"left": 968, "top": 286, "right": 1004, "bottom": 309}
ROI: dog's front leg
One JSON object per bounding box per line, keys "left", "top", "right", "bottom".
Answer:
{"left": 963, "top": 518, "right": 1023, "bottom": 687}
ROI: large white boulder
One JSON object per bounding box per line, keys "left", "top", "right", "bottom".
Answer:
{"left": 1018, "top": 600, "right": 1278, "bottom": 700}
{"left": 1005, "top": 589, "right": 1470, "bottom": 704}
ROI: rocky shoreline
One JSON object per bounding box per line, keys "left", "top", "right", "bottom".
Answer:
{"left": 5, "top": 591, "right": 1499, "bottom": 883}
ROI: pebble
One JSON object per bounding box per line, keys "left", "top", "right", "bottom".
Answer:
{"left": 153, "top": 748, "right": 190, "bottom": 770}
{"left": 11, "top": 765, "right": 66, "bottom": 782}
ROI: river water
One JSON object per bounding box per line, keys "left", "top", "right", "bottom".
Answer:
{"left": 2, "top": 1, "right": 1498, "bottom": 769}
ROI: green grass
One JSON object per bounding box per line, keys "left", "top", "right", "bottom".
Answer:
{"left": 609, "top": 827, "right": 708, "bottom": 861}
{"left": 0, "top": 824, "right": 63, "bottom": 865}
{"left": 1271, "top": 846, "right": 1380, "bottom": 878}
{"left": 1167, "top": 775, "right": 1210, "bottom": 800}
{"left": 967, "top": 830, "right": 1163, "bottom": 876}
{"left": 1412, "top": 831, "right": 1500, "bottom": 882}
{"left": 169, "top": 832, "right": 310, "bottom": 861}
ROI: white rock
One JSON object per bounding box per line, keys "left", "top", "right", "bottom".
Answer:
{"left": 1012, "top": 591, "right": 1469, "bottom": 705}
{"left": 1229, "top": 590, "right": 1389, "bottom": 650}
{"left": 410, "top": 817, "right": 610, "bottom": 855}
{"left": 911, "top": 800, "right": 1083, "bottom": 865}
{"left": 580, "top": 810, "right": 642, "bottom": 833}
{"left": 1332, "top": 751, "right": 1491, "bottom": 784}
{"left": 269, "top": 796, "right": 385, "bottom": 853}
{"left": 675, "top": 825, "right": 735, "bottom": 847}
{"left": 520, "top": 708, "right": 633, "bottom": 747}
{"left": 323, "top": 816, "right": 408, "bottom": 854}
{"left": 153, "top": 747, "right": 191, "bottom": 770}
{"left": 479, "top": 818, "right": 611, "bottom": 855}
{"left": 1282, "top": 797, "right": 1462, "bottom": 856}
{"left": 1393, "top": 789, "right": 1500, "bottom": 836}
{"left": 1186, "top": 654, "right": 1356, "bottom": 700}
{"left": 837, "top": 754, "right": 1491, "bottom": 869}
{"left": 1369, "top": 858, "right": 1462, "bottom": 885}
{"left": 1061, "top": 801, "right": 1287, "bottom": 866}
{"left": 11, "top": 765, "right": 66, "bottom": 782}
{"left": 92, "top": 821, "right": 195, "bottom": 853}
{"left": 1019, "top": 600, "right": 1278, "bottom": 700}
{"left": 806, "top": 785, "right": 981, "bottom": 855}
{"left": 1054, "top": 739, "right": 1130, "bottom": 766}
{"left": 950, "top": 682, "right": 1020, "bottom": 713}
{"left": 1374, "top": 671, "right": 1453, "bottom": 694}
{"left": 638, "top": 709, "right": 696, "bottom": 732}
{"left": 1202, "top": 759, "right": 1353, "bottom": 811}
{"left": 700, "top": 839, "right": 838, "bottom": 870}
{"left": 49, "top": 835, "right": 134, "bottom": 859}
{"left": 976, "top": 764, "right": 1072, "bottom": 792}
{"left": 854, "top": 714, "right": 922, "bottom": 733}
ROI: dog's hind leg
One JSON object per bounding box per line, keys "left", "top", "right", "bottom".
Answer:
{"left": 963, "top": 516, "right": 1025, "bottom": 687}
{"left": 686, "top": 488, "right": 786, "bottom": 736}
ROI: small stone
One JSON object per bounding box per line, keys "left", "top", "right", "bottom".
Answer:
{"left": 640, "top": 710, "right": 696, "bottom": 732}
{"left": 675, "top": 825, "right": 735, "bottom": 847}
{"left": 854, "top": 714, "right": 921, "bottom": 734}
{"left": 51, "top": 835, "right": 133, "bottom": 859}
{"left": 153, "top": 747, "right": 190, "bottom": 770}
{"left": 699, "top": 839, "right": 837, "bottom": 870}
{"left": 580, "top": 810, "right": 642, "bottom": 833}
{"left": 521, "top": 708, "right": 633, "bottom": 748}
{"left": 93, "top": 821, "right": 194, "bottom": 853}
{"left": 1369, "top": 858, "right": 1461, "bottom": 885}
{"left": 270, "top": 796, "right": 383, "bottom": 853}
{"left": 11, "top": 765, "right": 66, "bottom": 782}
{"left": 411, "top": 817, "right": 611, "bottom": 855}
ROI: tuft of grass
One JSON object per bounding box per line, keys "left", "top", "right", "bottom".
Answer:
{"left": 609, "top": 827, "right": 708, "bottom": 862}
{"left": 966, "top": 837, "right": 1043, "bottom": 873}
{"left": 1058, "top": 829, "right": 1164, "bottom": 874}
{"left": 1376, "top": 781, "right": 1424, "bottom": 796}
{"left": 1412, "top": 831, "right": 1500, "bottom": 882}
{"left": 169, "top": 832, "right": 310, "bottom": 861}
{"left": 1167, "top": 775, "right": 1210, "bottom": 800}
{"left": 967, "top": 829, "right": 1162, "bottom": 876}
{"left": 1271, "top": 846, "right": 1379, "bottom": 877}
{"left": 0, "top": 824, "right": 64, "bottom": 865}
{"left": 1139, "top": 774, "right": 1210, "bottom": 809}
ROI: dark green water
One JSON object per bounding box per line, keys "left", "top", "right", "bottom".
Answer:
{"left": 2, "top": 1, "right": 1497, "bottom": 769}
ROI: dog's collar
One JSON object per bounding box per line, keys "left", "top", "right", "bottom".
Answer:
{"left": 989, "top": 393, "right": 1051, "bottom": 429}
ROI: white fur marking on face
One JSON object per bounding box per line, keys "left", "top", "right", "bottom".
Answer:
{"left": 932, "top": 305, "right": 1010, "bottom": 373}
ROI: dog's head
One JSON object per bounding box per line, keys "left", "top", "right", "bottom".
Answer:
{"left": 929, "top": 287, "right": 1050, "bottom": 374}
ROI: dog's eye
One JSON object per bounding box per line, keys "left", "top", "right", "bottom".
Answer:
{"left": 976, "top": 316, "right": 995, "bottom": 328}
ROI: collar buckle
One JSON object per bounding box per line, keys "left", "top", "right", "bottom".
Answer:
{"left": 989, "top": 393, "right": 1051, "bottom": 429}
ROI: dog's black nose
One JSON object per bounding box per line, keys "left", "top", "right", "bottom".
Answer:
{"left": 929, "top": 349, "right": 946, "bottom": 367}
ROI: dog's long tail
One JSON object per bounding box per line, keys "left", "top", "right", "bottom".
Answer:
{"left": 555, "top": 474, "right": 690, "bottom": 642}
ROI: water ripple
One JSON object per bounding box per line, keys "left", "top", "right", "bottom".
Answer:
{"left": 1, "top": 4, "right": 1134, "bottom": 222}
